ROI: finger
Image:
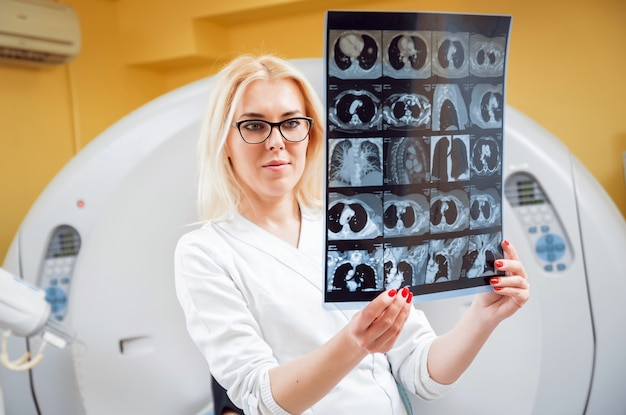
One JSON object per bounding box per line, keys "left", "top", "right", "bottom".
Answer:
{"left": 494, "top": 257, "right": 527, "bottom": 279}
{"left": 501, "top": 239, "right": 519, "bottom": 261}
{"left": 358, "top": 289, "right": 400, "bottom": 327}
{"left": 491, "top": 282, "right": 530, "bottom": 307}
{"left": 490, "top": 275, "right": 528, "bottom": 290}
{"left": 365, "top": 288, "right": 411, "bottom": 339}
{"left": 489, "top": 275, "right": 530, "bottom": 304}
{"left": 366, "top": 294, "right": 412, "bottom": 352}
{"left": 367, "top": 288, "right": 408, "bottom": 332}
{"left": 351, "top": 289, "right": 402, "bottom": 346}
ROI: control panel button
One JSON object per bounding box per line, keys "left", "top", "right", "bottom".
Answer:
{"left": 536, "top": 233, "right": 566, "bottom": 263}
{"left": 45, "top": 286, "right": 67, "bottom": 313}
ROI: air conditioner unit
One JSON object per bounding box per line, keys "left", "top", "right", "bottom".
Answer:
{"left": 0, "top": 0, "right": 80, "bottom": 66}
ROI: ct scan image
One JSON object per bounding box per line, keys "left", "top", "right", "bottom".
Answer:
{"left": 425, "top": 236, "right": 468, "bottom": 284}
{"left": 383, "top": 244, "right": 429, "bottom": 289}
{"left": 328, "top": 86, "right": 383, "bottom": 134}
{"left": 469, "top": 34, "right": 506, "bottom": 77}
{"left": 382, "top": 30, "right": 432, "bottom": 79}
{"left": 470, "top": 135, "right": 502, "bottom": 177}
{"left": 385, "top": 136, "right": 430, "bottom": 185}
{"left": 328, "top": 30, "right": 383, "bottom": 79}
{"left": 327, "top": 247, "right": 383, "bottom": 292}
{"left": 431, "top": 83, "right": 469, "bottom": 132}
{"left": 429, "top": 188, "right": 470, "bottom": 234}
{"left": 327, "top": 192, "right": 383, "bottom": 240}
{"left": 463, "top": 232, "right": 501, "bottom": 278}
{"left": 470, "top": 84, "right": 504, "bottom": 129}
{"left": 431, "top": 31, "right": 470, "bottom": 79}
{"left": 469, "top": 186, "right": 501, "bottom": 230}
{"left": 430, "top": 135, "right": 470, "bottom": 182}
{"left": 383, "top": 191, "right": 430, "bottom": 237}
{"left": 382, "top": 85, "right": 432, "bottom": 130}
{"left": 328, "top": 137, "right": 384, "bottom": 187}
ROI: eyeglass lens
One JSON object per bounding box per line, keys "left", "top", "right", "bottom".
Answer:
{"left": 238, "top": 118, "right": 311, "bottom": 143}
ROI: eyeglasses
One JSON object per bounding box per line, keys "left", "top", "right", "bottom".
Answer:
{"left": 231, "top": 117, "right": 314, "bottom": 144}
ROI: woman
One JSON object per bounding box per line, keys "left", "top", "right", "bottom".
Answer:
{"left": 174, "top": 54, "right": 529, "bottom": 415}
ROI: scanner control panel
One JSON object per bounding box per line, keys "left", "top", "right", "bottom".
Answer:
{"left": 39, "top": 225, "right": 81, "bottom": 321}
{"left": 504, "top": 172, "right": 573, "bottom": 272}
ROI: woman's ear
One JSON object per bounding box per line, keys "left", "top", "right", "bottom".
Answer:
{"left": 223, "top": 142, "right": 231, "bottom": 161}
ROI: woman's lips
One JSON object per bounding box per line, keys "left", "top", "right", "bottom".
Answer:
{"left": 263, "top": 160, "right": 289, "bottom": 171}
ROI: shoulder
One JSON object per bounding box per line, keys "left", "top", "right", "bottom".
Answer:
{"left": 174, "top": 221, "right": 234, "bottom": 270}
{"left": 176, "top": 222, "right": 219, "bottom": 252}
{"left": 175, "top": 215, "right": 256, "bottom": 256}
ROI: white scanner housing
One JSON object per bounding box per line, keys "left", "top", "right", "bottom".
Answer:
{"left": 1, "top": 58, "right": 625, "bottom": 415}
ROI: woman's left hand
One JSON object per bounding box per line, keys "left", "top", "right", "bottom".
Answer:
{"left": 475, "top": 240, "right": 530, "bottom": 326}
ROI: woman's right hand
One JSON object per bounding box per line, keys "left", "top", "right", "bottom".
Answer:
{"left": 347, "top": 288, "right": 413, "bottom": 354}
{"left": 267, "top": 287, "right": 412, "bottom": 413}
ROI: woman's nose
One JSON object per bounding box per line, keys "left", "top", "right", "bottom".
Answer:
{"left": 265, "top": 125, "right": 285, "bottom": 150}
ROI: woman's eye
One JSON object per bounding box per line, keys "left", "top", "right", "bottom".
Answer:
{"left": 242, "top": 121, "right": 266, "bottom": 131}
{"left": 282, "top": 119, "right": 301, "bottom": 129}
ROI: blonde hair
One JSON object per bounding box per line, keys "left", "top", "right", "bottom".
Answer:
{"left": 197, "top": 54, "right": 324, "bottom": 222}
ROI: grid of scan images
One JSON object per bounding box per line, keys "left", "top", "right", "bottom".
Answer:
{"left": 324, "top": 11, "right": 511, "bottom": 303}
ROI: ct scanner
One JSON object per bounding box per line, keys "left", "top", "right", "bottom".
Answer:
{"left": 1, "top": 58, "right": 625, "bottom": 415}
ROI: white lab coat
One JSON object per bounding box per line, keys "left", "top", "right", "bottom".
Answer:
{"left": 174, "top": 211, "right": 453, "bottom": 415}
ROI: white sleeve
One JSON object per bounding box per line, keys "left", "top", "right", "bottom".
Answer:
{"left": 386, "top": 307, "right": 457, "bottom": 401}
{"left": 174, "top": 230, "right": 292, "bottom": 415}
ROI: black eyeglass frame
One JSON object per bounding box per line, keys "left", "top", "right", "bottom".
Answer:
{"left": 231, "top": 116, "right": 314, "bottom": 144}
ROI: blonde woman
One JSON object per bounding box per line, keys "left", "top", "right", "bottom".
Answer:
{"left": 174, "top": 54, "right": 529, "bottom": 415}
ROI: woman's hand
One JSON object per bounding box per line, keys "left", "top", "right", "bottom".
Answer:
{"left": 476, "top": 240, "right": 530, "bottom": 326}
{"left": 347, "top": 287, "right": 413, "bottom": 354}
{"left": 428, "top": 240, "right": 530, "bottom": 384}
{"left": 269, "top": 287, "right": 413, "bottom": 413}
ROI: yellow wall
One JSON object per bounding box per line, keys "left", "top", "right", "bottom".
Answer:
{"left": 1, "top": 0, "right": 625, "bottom": 260}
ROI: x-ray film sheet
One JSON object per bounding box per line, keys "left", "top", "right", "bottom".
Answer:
{"left": 324, "top": 11, "right": 511, "bottom": 304}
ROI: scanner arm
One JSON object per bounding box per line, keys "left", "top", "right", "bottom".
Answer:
{"left": 0, "top": 268, "right": 75, "bottom": 371}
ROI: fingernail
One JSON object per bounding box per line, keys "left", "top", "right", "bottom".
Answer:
{"left": 503, "top": 240, "right": 510, "bottom": 247}
{"left": 494, "top": 286, "right": 503, "bottom": 291}
{"left": 388, "top": 289, "right": 397, "bottom": 298}
{"left": 490, "top": 278, "right": 499, "bottom": 285}
{"left": 406, "top": 292, "right": 413, "bottom": 303}
{"left": 495, "top": 260, "right": 504, "bottom": 268}
{"left": 401, "top": 287, "right": 409, "bottom": 298}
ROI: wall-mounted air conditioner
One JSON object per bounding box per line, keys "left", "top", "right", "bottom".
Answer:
{"left": 0, "top": 0, "right": 80, "bottom": 67}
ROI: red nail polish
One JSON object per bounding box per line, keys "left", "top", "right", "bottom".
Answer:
{"left": 494, "top": 286, "right": 503, "bottom": 291}
{"left": 406, "top": 292, "right": 413, "bottom": 303}
{"left": 503, "top": 240, "right": 510, "bottom": 247}
{"left": 490, "top": 278, "right": 499, "bottom": 285}
{"left": 388, "top": 289, "right": 397, "bottom": 297}
{"left": 401, "top": 287, "right": 409, "bottom": 298}
{"left": 495, "top": 260, "right": 503, "bottom": 268}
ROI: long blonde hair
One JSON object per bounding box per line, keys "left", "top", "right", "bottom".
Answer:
{"left": 197, "top": 55, "right": 324, "bottom": 222}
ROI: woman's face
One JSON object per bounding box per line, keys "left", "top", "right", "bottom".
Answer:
{"left": 225, "top": 78, "right": 309, "bottom": 204}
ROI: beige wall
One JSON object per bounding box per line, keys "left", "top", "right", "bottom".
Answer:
{"left": 1, "top": 0, "right": 624, "bottom": 260}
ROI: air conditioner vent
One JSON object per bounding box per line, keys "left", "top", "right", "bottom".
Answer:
{"left": 0, "top": 45, "right": 68, "bottom": 64}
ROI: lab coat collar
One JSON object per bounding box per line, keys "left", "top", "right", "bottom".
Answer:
{"left": 216, "top": 212, "right": 324, "bottom": 290}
